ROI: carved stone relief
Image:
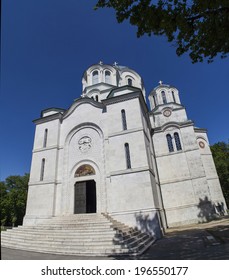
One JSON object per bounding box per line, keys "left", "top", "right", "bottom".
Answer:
{"left": 78, "top": 136, "right": 92, "bottom": 153}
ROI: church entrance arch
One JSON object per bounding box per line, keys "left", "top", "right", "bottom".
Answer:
{"left": 74, "top": 180, "right": 96, "bottom": 214}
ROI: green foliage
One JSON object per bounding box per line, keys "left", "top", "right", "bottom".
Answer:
{"left": 211, "top": 142, "right": 229, "bottom": 208}
{"left": 95, "top": 0, "right": 229, "bottom": 63}
{"left": 0, "top": 174, "right": 29, "bottom": 227}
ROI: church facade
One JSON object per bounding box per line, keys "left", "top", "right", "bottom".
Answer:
{"left": 24, "top": 63, "right": 226, "bottom": 235}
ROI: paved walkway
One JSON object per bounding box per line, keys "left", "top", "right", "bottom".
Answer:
{"left": 1, "top": 217, "right": 229, "bottom": 260}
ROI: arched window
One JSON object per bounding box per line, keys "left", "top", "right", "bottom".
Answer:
{"left": 153, "top": 95, "right": 158, "bottom": 107}
{"left": 166, "top": 134, "right": 174, "bottom": 152}
{"left": 121, "top": 109, "right": 127, "bottom": 130}
{"left": 105, "top": 70, "right": 111, "bottom": 83}
{"left": 125, "top": 143, "right": 131, "bottom": 169}
{"left": 127, "top": 78, "right": 133, "bottom": 86}
{"left": 40, "top": 158, "right": 45, "bottom": 181}
{"left": 172, "top": 91, "right": 176, "bottom": 103}
{"left": 92, "top": 70, "right": 99, "bottom": 84}
{"left": 95, "top": 95, "right": 99, "bottom": 102}
{"left": 161, "top": 91, "right": 167, "bottom": 104}
{"left": 43, "top": 129, "right": 48, "bottom": 148}
{"left": 174, "top": 132, "right": 182, "bottom": 150}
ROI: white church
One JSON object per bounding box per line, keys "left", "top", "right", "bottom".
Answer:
{"left": 2, "top": 62, "right": 227, "bottom": 256}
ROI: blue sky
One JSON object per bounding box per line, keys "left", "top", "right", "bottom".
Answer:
{"left": 1, "top": 0, "right": 228, "bottom": 181}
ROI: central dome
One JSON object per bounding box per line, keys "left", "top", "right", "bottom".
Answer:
{"left": 81, "top": 62, "right": 145, "bottom": 101}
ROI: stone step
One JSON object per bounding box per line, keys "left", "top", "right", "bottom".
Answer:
{"left": 3, "top": 228, "right": 147, "bottom": 244}
{"left": 1, "top": 230, "right": 116, "bottom": 239}
{"left": 11, "top": 225, "right": 114, "bottom": 231}
{"left": 46, "top": 217, "right": 111, "bottom": 223}
{"left": 52, "top": 215, "right": 108, "bottom": 219}
{"left": 2, "top": 230, "right": 149, "bottom": 247}
{"left": 2, "top": 213, "right": 155, "bottom": 256}
{"left": 2, "top": 243, "right": 131, "bottom": 256}
{"left": 2, "top": 229, "right": 148, "bottom": 244}
{"left": 19, "top": 225, "right": 113, "bottom": 231}
{"left": 51, "top": 214, "right": 108, "bottom": 221}
{"left": 36, "top": 224, "right": 113, "bottom": 229}
{"left": 1, "top": 233, "right": 115, "bottom": 242}
{"left": 42, "top": 220, "right": 112, "bottom": 227}
{"left": 1, "top": 238, "right": 123, "bottom": 248}
{"left": 2, "top": 237, "right": 152, "bottom": 255}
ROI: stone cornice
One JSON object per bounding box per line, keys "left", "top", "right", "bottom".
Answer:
{"left": 155, "top": 147, "right": 200, "bottom": 158}
{"left": 106, "top": 85, "right": 141, "bottom": 98}
{"left": 108, "top": 166, "right": 152, "bottom": 177}
{"left": 160, "top": 174, "right": 207, "bottom": 186}
{"left": 33, "top": 113, "right": 63, "bottom": 124}
{"left": 34, "top": 88, "right": 149, "bottom": 125}
{"left": 32, "top": 145, "right": 59, "bottom": 153}
{"left": 103, "top": 90, "right": 149, "bottom": 114}
{"left": 106, "top": 127, "right": 143, "bottom": 139}
{"left": 194, "top": 127, "right": 207, "bottom": 133}
{"left": 41, "top": 107, "right": 66, "bottom": 117}
{"left": 153, "top": 120, "right": 194, "bottom": 133}
{"left": 84, "top": 82, "right": 115, "bottom": 93}
{"left": 29, "top": 180, "right": 59, "bottom": 186}
{"left": 149, "top": 103, "right": 185, "bottom": 115}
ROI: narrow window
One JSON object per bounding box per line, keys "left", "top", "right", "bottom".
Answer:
{"left": 40, "top": 158, "right": 45, "bottom": 181}
{"left": 43, "top": 129, "right": 48, "bottom": 148}
{"left": 125, "top": 143, "right": 131, "bottom": 169}
{"left": 105, "top": 70, "right": 111, "bottom": 83}
{"left": 161, "top": 91, "right": 167, "bottom": 104}
{"left": 174, "top": 132, "right": 182, "bottom": 150}
{"left": 172, "top": 91, "right": 176, "bottom": 103}
{"left": 121, "top": 109, "right": 127, "bottom": 130}
{"left": 153, "top": 95, "right": 158, "bottom": 107}
{"left": 166, "top": 134, "right": 174, "bottom": 152}
{"left": 127, "top": 78, "right": 133, "bottom": 86}
{"left": 92, "top": 70, "right": 99, "bottom": 84}
{"left": 95, "top": 95, "right": 99, "bottom": 102}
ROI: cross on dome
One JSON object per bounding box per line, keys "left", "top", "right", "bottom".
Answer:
{"left": 113, "top": 62, "right": 118, "bottom": 66}
{"left": 159, "top": 80, "right": 163, "bottom": 85}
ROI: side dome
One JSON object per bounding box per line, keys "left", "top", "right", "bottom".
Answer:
{"left": 81, "top": 62, "right": 146, "bottom": 101}
{"left": 148, "top": 82, "right": 181, "bottom": 111}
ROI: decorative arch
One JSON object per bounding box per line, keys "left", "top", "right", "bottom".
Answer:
{"left": 74, "top": 164, "right": 95, "bottom": 177}
{"left": 161, "top": 91, "right": 167, "bottom": 104}
{"left": 196, "top": 136, "right": 208, "bottom": 142}
{"left": 104, "top": 70, "right": 111, "bottom": 83}
{"left": 92, "top": 70, "right": 99, "bottom": 84}
{"left": 174, "top": 132, "right": 182, "bottom": 150}
{"left": 166, "top": 134, "right": 174, "bottom": 152}
{"left": 63, "top": 101, "right": 105, "bottom": 119}
{"left": 161, "top": 122, "right": 182, "bottom": 132}
{"left": 65, "top": 122, "right": 104, "bottom": 146}
{"left": 196, "top": 136, "right": 208, "bottom": 149}
{"left": 127, "top": 78, "right": 133, "bottom": 86}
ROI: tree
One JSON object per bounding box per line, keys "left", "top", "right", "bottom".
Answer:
{"left": 0, "top": 181, "right": 9, "bottom": 226}
{"left": 95, "top": 0, "right": 229, "bottom": 63}
{"left": 211, "top": 142, "right": 229, "bottom": 208}
{"left": 0, "top": 174, "right": 29, "bottom": 227}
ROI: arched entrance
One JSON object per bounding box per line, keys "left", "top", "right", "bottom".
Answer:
{"left": 74, "top": 180, "right": 96, "bottom": 214}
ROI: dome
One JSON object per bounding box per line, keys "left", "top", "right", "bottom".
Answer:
{"left": 148, "top": 82, "right": 181, "bottom": 110}
{"left": 81, "top": 62, "right": 146, "bottom": 101}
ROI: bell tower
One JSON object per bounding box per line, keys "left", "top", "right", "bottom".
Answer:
{"left": 149, "top": 81, "right": 188, "bottom": 128}
{"left": 149, "top": 81, "right": 227, "bottom": 227}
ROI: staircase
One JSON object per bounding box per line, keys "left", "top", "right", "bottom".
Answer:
{"left": 1, "top": 213, "right": 155, "bottom": 256}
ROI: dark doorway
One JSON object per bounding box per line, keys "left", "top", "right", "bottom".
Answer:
{"left": 74, "top": 180, "right": 96, "bottom": 214}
